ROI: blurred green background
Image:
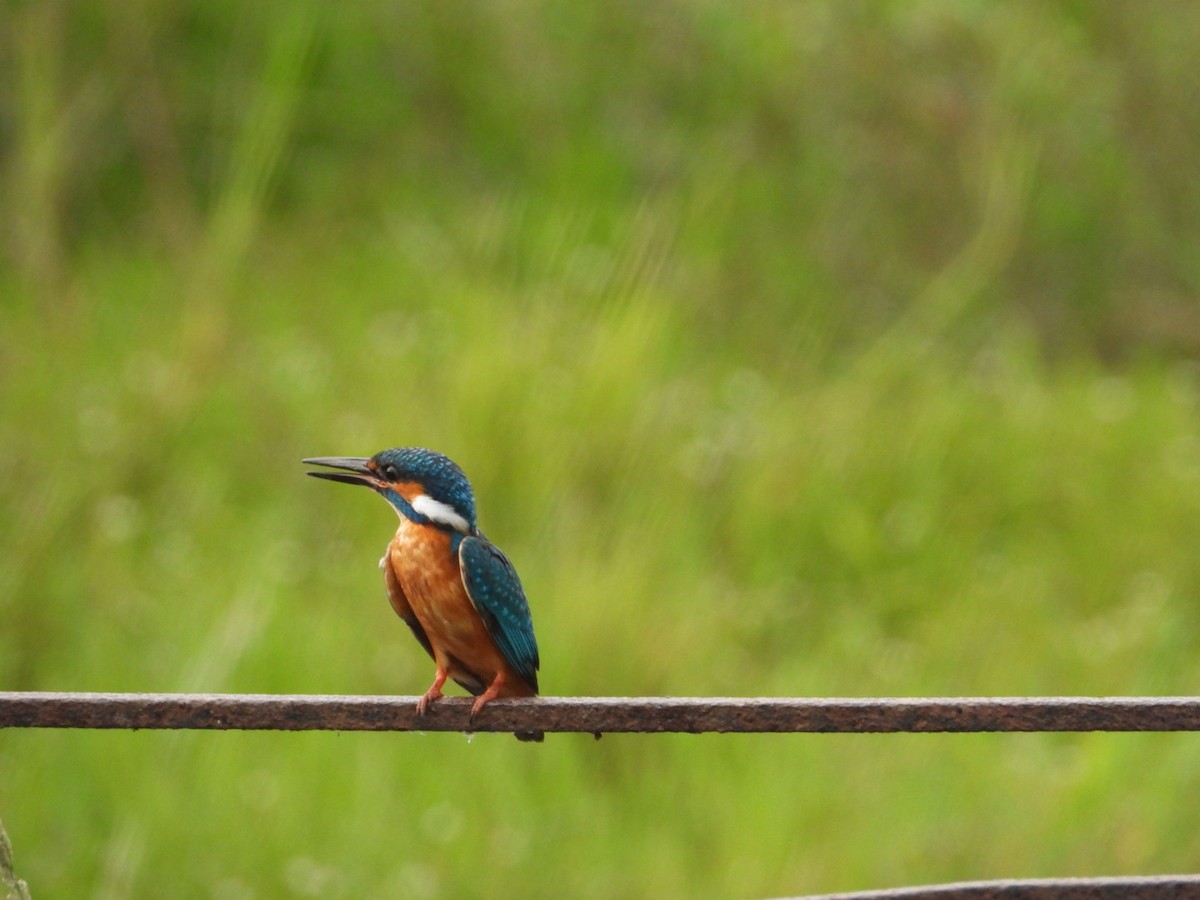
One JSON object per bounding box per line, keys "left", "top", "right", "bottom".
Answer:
{"left": 3, "top": 2, "right": 1200, "bottom": 897}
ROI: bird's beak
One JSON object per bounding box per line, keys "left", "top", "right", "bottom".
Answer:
{"left": 302, "top": 456, "right": 381, "bottom": 488}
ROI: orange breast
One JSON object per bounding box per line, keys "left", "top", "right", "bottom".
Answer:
{"left": 387, "top": 520, "right": 532, "bottom": 697}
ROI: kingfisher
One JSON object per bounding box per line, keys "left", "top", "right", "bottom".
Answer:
{"left": 303, "top": 448, "right": 542, "bottom": 741}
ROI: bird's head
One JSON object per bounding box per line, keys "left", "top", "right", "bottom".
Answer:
{"left": 303, "top": 447, "right": 477, "bottom": 533}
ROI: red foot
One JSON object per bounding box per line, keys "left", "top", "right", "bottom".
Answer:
{"left": 469, "top": 672, "right": 507, "bottom": 722}
{"left": 416, "top": 669, "right": 447, "bottom": 715}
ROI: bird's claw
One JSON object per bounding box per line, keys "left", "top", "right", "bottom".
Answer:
{"left": 415, "top": 687, "right": 443, "bottom": 716}
{"left": 468, "top": 696, "right": 489, "bottom": 725}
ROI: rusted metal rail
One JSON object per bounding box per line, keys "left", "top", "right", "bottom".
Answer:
{"left": 3, "top": 693, "right": 1200, "bottom": 735}
{"left": 797, "top": 874, "right": 1200, "bottom": 898}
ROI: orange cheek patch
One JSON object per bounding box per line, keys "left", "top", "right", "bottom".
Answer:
{"left": 392, "top": 481, "right": 424, "bottom": 502}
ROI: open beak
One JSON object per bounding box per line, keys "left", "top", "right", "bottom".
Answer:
{"left": 302, "top": 456, "right": 381, "bottom": 488}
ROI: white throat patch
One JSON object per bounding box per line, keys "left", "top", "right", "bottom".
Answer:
{"left": 411, "top": 493, "right": 471, "bottom": 533}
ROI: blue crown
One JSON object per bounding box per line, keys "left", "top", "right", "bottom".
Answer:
{"left": 373, "top": 447, "right": 477, "bottom": 530}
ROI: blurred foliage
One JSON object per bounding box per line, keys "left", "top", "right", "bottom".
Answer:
{"left": 2, "top": 2, "right": 1200, "bottom": 897}
{"left": 4, "top": 2, "right": 1200, "bottom": 355}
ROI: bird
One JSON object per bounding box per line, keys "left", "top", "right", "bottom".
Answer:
{"left": 303, "top": 447, "right": 542, "bottom": 741}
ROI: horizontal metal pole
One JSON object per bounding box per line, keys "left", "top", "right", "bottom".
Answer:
{"left": 2, "top": 693, "right": 1200, "bottom": 735}
{"left": 797, "top": 874, "right": 1200, "bottom": 899}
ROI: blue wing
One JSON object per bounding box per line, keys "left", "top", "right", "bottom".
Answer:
{"left": 458, "top": 535, "right": 540, "bottom": 692}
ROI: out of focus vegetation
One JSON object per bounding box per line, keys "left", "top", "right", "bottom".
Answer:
{"left": 3, "top": 3, "right": 1200, "bottom": 897}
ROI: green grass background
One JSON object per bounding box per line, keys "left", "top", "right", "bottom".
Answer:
{"left": 3, "top": 2, "right": 1200, "bottom": 896}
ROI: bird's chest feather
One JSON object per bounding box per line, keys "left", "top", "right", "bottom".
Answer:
{"left": 387, "top": 521, "right": 478, "bottom": 643}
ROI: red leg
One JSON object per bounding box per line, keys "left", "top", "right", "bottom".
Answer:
{"left": 469, "top": 671, "right": 507, "bottom": 721}
{"left": 416, "top": 668, "right": 448, "bottom": 715}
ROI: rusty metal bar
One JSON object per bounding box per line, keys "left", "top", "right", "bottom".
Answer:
{"left": 3, "top": 693, "right": 1200, "bottom": 735}
{"left": 796, "top": 874, "right": 1200, "bottom": 899}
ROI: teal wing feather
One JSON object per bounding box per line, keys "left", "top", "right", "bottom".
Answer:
{"left": 458, "top": 535, "right": 539, "bottom": 692}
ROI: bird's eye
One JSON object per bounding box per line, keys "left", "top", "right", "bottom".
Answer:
{"left": 382, "top": 464, "right": 399, "bottom": 480}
